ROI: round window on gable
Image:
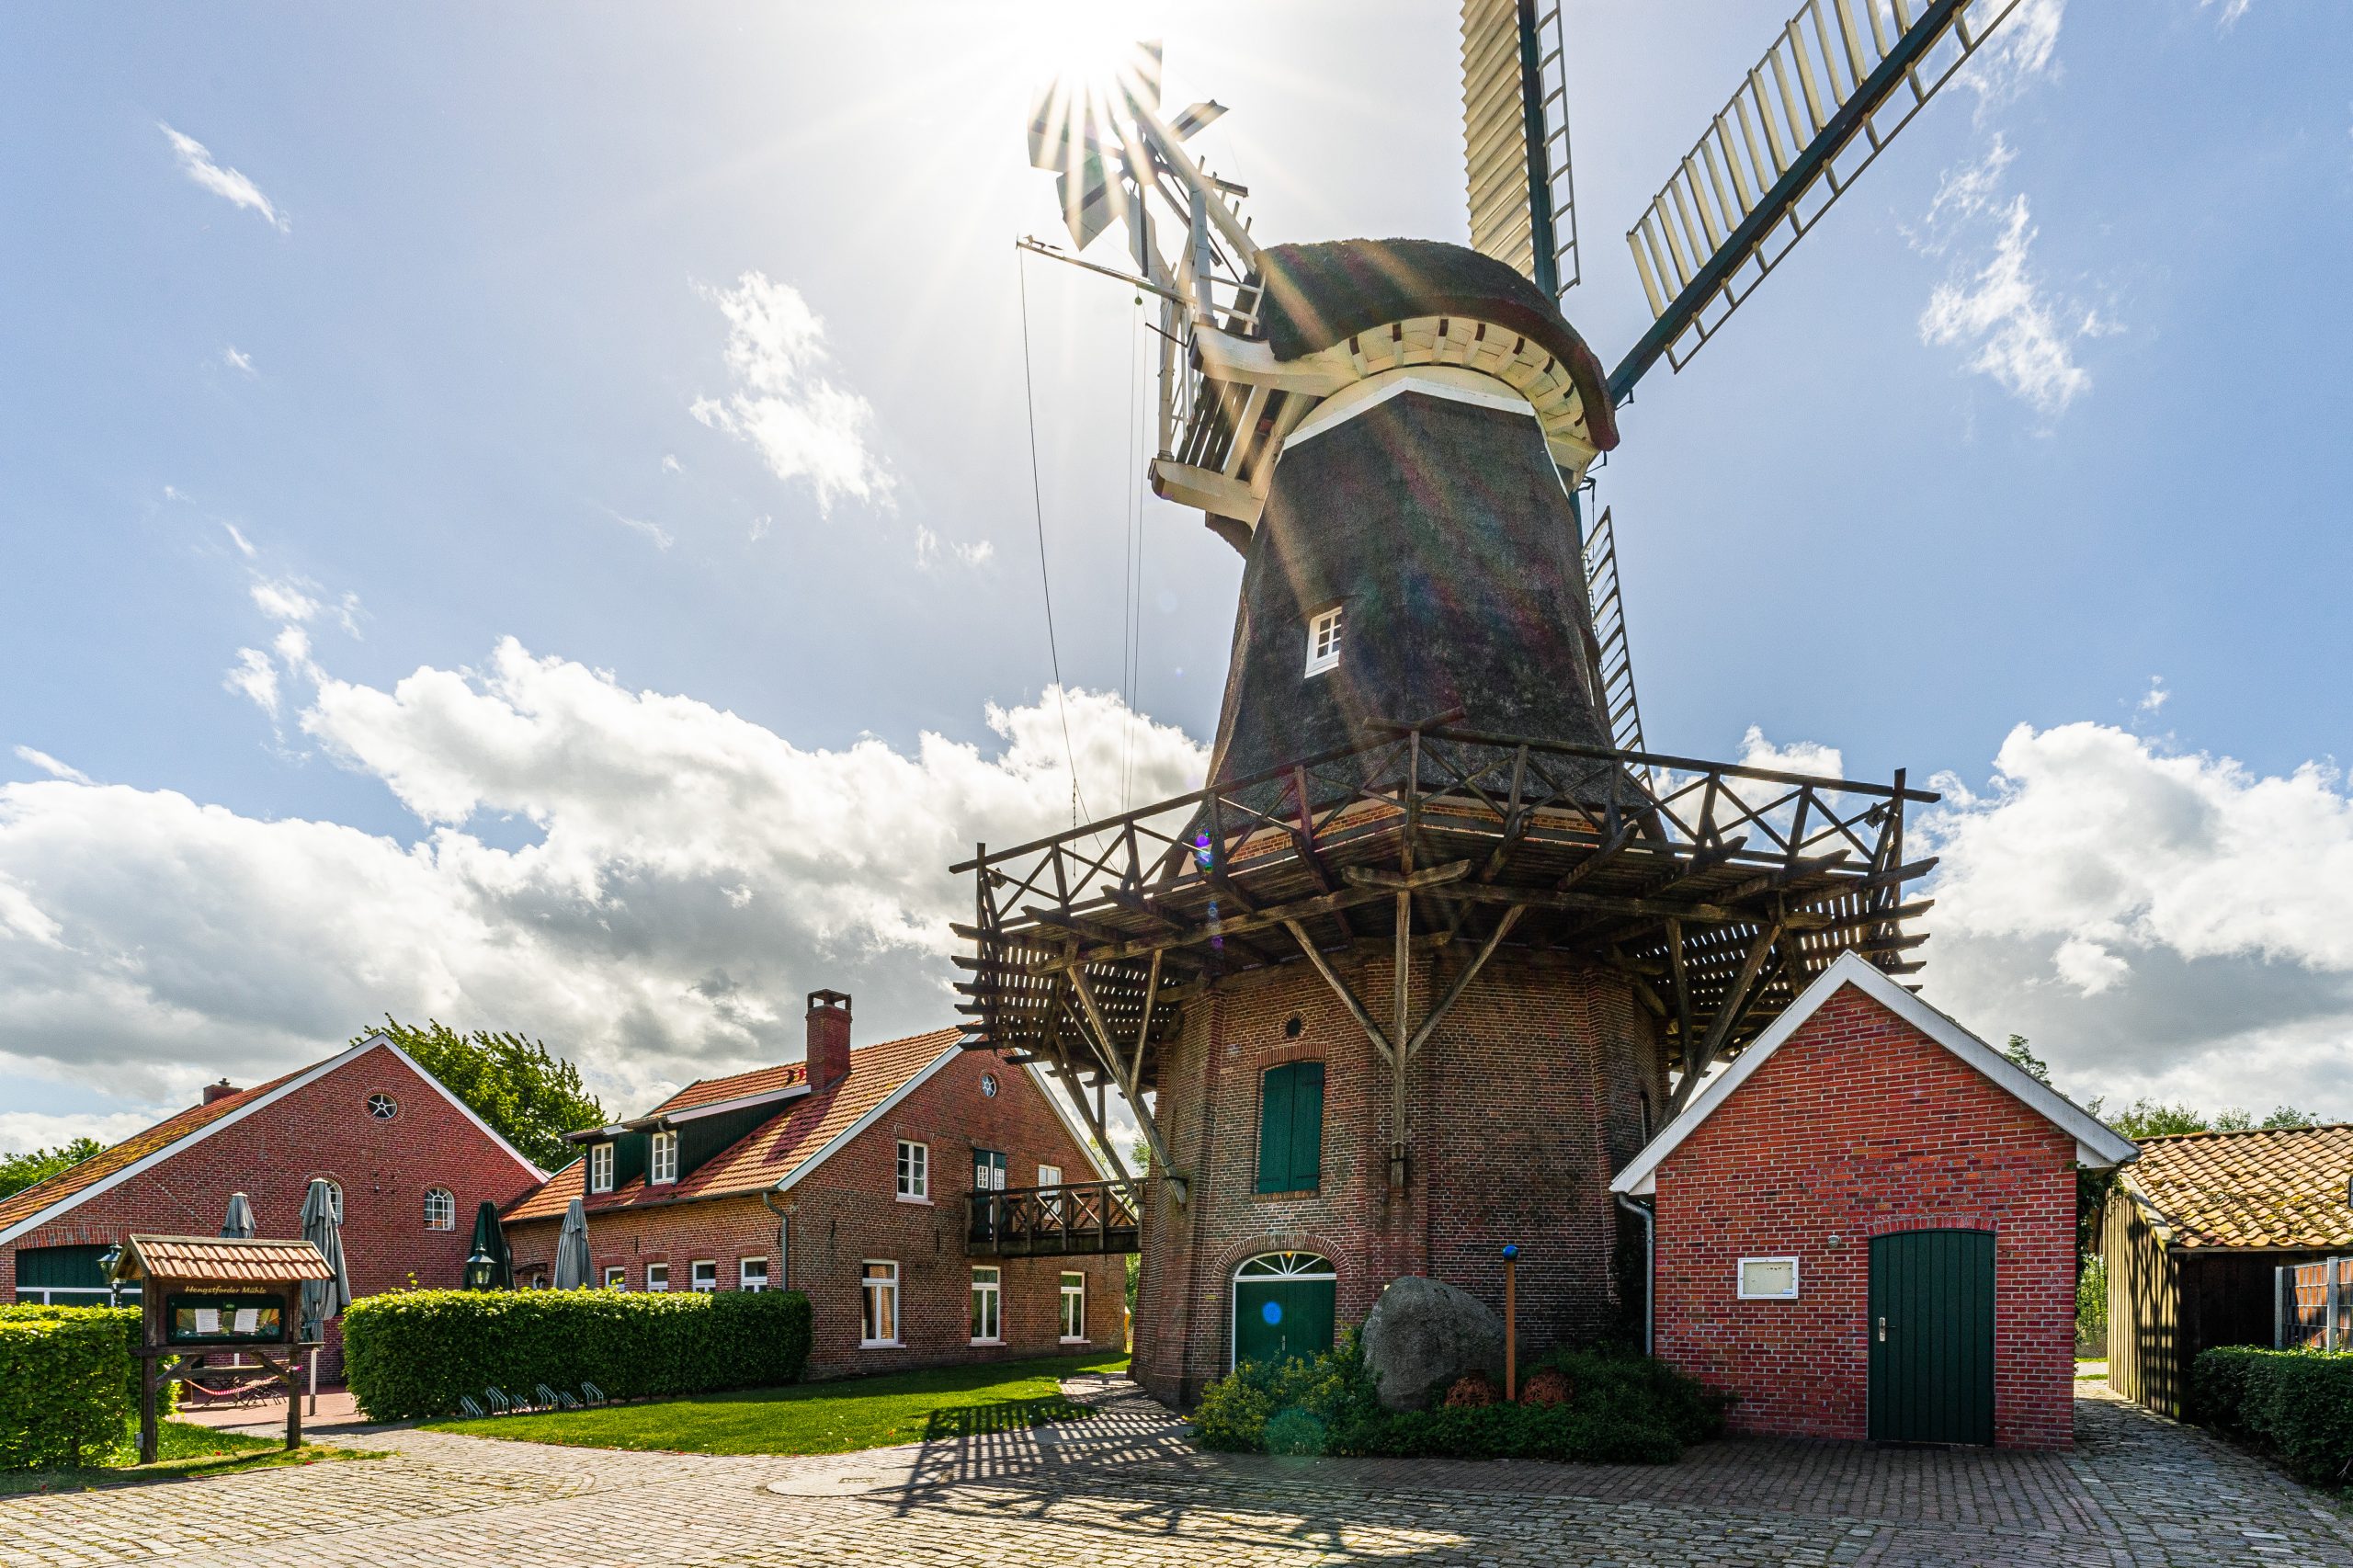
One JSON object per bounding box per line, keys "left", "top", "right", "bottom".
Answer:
{"left": 366, "top": 1092, "right": 398, "bottom": 1120}
{"left": 980, "top": 1073, "right": 999, "bottom": 1098}
{"left": 1282, "top": 1015, "right": 1304, "bottom": 1040}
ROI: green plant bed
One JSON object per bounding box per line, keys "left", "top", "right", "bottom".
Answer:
{"left": 0, "top": 1419, "right": 376, "bottom": 1495}
{"left": 1194, "top": 1335, "right": 1729, "bottom": 1463}
{"left": 425, "top": 1350, "right": 1129, "bottom": 1456}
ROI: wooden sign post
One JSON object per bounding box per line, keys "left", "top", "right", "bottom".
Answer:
{"left": 1502, "top": 1243, "right": 1518, "bottom": 1401}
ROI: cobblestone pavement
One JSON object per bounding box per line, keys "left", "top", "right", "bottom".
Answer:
{"left": 5, "top": 1376, "right": 2348, "bottom": 1567}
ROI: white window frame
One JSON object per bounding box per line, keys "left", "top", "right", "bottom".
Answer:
{"left": 423, "top": 1187, "right": 456, "bottom": 1231}
{"left": 644, "top": 1262, "right": 669, "bottom": 1292}
{"left": 1060, "top": 1271, "right": 1086, "bottom": 1343}
{"left": 970, "top": 1265, "right": 1002, "bottom": 1345}
{"left": 860, "top": 1260, "right": 901, "bottom": 1347}
{"left": 690, "top": 1258, "right": 718, "bottom": 1293}
{"left": 1304, "top": 605, "right": 1344, "bottom": 676}
{"left": 649, "top": 1130, "right": 679, "bottom": 1186}
{"left": 602, "top": 1266, "right": 628, "bottom": 1290}
{"left": 587, "top": 1142, "right": 615, "bottom": 1194}
{"left": 896, "top": 1139, "right": 930, "bottom": 1202}
{"left": 740, "top": 1256, "right": 770, "bottom": 1292}
{"left": 1737, "top": 1256, "right": 1802, "bottom": 1301}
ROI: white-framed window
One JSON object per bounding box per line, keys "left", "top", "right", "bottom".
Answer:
{"left": 690, "top": 1259, "right": 718, "bottom": 1292}
{"left": 740, "top": 1256, "right": 770, "bottom": 1292}
{"left": 644, "top": 1262, "right": 669, "bottom": 1292}
{"left": 1039, "top": 1164, "right": 1064, "bottom": 1222}
{"left": 970, "top": 1266, "right": 1001, "bottom": 1344}
{"left": 897, "top": 1139, "right": 929, "bottom": 1201}
{"left": 649, "top": 1130, "right": 679, "bottom": 1185}
{"left": 860, "top": 1260, "right": 900, "bottom": 1346}
{"left": 587, "top": 1142, "right": 615, "bottom": 1194}
{"left": 423, "top": 1187, "right": 456, "bottom": 1231}
{"left": 1737, "top": 1256, "right": 1801, "bottom": 1300}
{"left": 1304, "top": 605, "right": 1344, "bottom": 676}
{"left": 305, "top": 1178, "right": 346, "bottom": 1222}
{"left": 603, "top": 1266, "right": 628, "bottom": 1290}
{"left": 1060, "top": 1271, "right": 1086, "bottom": 1343}
{"left": 365, "top": 1092, "right": 399, "bottom": 1120}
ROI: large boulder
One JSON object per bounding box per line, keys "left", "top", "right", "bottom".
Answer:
{"left": 1359, "top": 1276, "right": 1506, "bottom": 1412}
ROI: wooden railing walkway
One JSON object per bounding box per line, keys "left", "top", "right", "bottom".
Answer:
{"left": 967, "top": 1180, "right": 1142, "bottom": 1257}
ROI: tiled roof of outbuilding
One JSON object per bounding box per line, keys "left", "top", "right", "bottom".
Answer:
{"left": 0, "top": 1070, "right": 301, "bottom": 1233}
{"left": 2125, "top": 1124, "right": 2353, "bottom": 1251}
{"left": 503, "top": 1028, "right": 961, "bottom": 1225}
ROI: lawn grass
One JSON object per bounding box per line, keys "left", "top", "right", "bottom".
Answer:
{"left": 424, "top": 1349, "right": 1130, "bottom": 1457}
{"left": 0, "top": 1419, "right": 376, "bottom": 1495}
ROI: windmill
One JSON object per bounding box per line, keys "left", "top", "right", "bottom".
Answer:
{"left": 969, "top": 0, "right": 2007, "bottom": 1403}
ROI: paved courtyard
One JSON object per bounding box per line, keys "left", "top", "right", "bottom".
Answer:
{"left": 5, "top": 1377, "right": 2348, "bottom": 1567}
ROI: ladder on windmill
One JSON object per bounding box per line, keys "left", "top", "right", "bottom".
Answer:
{"left": 1582, "top": 506, "right": 1646, "bottom": 756}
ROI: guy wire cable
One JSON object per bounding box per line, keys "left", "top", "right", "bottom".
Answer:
{"left": 1015, "top": 245, "right": 1089, "bottom": 828}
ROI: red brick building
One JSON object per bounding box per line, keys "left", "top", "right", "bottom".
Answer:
{"left": 0, "top": 1033, "right": 546, "bottom": 1370}
{"left": 1612, "top": 953, "right": 2136, "bottom": 1449}
{"left": 501, "top": 993, "right": 1127, "bottom": 1380}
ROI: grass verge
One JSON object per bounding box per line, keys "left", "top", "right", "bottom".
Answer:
{"left": 424, "top": 1349, "right": 1129, "bottom": 1457}
{"left": 1, "top": 1419, "right": 378, "bottom": 1495}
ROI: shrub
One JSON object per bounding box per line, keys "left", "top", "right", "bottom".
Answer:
{"left": 343, "top": 1289, "right": 812, "bottom": 1421}
{"left": 0, "top": 1314, "right": 133, "bottom": 1469}
{"left": 1444, "top": 1370, "right": 1497, "bottom": 1407}
{"left": 2192, "top": 1346, "right": 2353, "bottom": 1485}
{"left": 1192, "top": 1333, "right": 1727, "bottom": 1465}
{"left": 0, "top": 1303, "right": 167, "bottom": 1418}
{"left": 1519, "top": 1366, "right": 1574, "bottom": 1407}
{"left": 2075, "top": 1256, "right": 2107, "bottom": 1346}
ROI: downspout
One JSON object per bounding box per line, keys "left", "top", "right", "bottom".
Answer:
{"left": 1616, "top": 1193, "right": 1654, "bottom": 1358}
{"left": 762, "top": 1189, "right": 794, "bottom": 1291}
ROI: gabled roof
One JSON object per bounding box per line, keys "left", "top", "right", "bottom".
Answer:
{"left": 0, "top": 1035, "right": 547, "bottom": 1248}
{"left": 504, "top": 1028, "right": 963, "bottom": 1225}
{"left": 657, "top": 1062, "right": 809, "bottom": 1114}
{"left": 1611, "top": 952, "right": 2139, "bottom": 1197}
{"left": 2120, "top": 1124, "right": 2353, "bottom": 1251}
{"left": 116, "top": 1234, "right": 334, "bottom": 1285}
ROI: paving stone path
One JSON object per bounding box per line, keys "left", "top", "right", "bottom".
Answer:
{"left": 5, "top": 1376, "right": 2347, "bottom": 1567}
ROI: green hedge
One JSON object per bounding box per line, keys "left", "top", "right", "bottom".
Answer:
{"left": 0, "top": 1304, "right": 168, "bottom": 1419}
{"left": 1193, "top": 1333, "right": 1729, "bottom": 1463}
{"left": 343, "top": 1289, "right": 813, "bottom": 1421}
{"left": 2191, "top": 1346, "right": 2353, "bottom": 1485}
{"left": 0, "top": 1314, "right": 133, "bottom": 1469}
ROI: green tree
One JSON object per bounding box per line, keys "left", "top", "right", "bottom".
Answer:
{"left": 2002, "top": 1034, "right": 2052, "bottom": 1086}
{"left": 0, "top": 1137, "right": 104, "bottom": 1200}
{"left": 369, "top": 1019, "right": 606, "bottom": 1171}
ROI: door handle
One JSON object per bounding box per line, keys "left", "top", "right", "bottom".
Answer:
{"left": 1877, "top": 1316, "right": 1887, "bottom": 1342}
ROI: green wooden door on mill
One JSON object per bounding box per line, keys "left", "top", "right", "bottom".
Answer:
{"left": 1232, "top": 1254, "right": 1336, "bottom": 1370}
{"left": 1868, "top": 1228, "right": 1995, "bottom": 1445}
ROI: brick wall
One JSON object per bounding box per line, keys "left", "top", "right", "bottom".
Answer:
{"left": 0, "top": 1041, "right": 543, "bottom": 1373}
{"left": 1132, "top": 954, "right": 1667, "bottom": 1405}
{"left": 506, "top": 1050, "right": 1125, "bottom": 1381}
{"left": 1650, "top": 986, "right": 2079, "bottom": 1449}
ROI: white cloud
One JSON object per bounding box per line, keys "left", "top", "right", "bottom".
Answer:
{"left": 13, "top": 748, "right": 93, "bottom": 787}
{"left": 223, "top": 648, "right": 279, "bottom": 717}
{"left": 2202, "top": 0, "right": 2253, "bottom": 26}
{"left": 689, "top": 272, "right": 892, "bottom": 514}
{"left": 159, "top": 123, "right": 288, "bottom": 233}
{"left": 661, "top": 454, "right": 682, "bottom": 474}
{"left": 749, "top": 514, "right": 773, "bottom": 542}
{"left": 603, "top": 508, "right": 675, "bottom": 551}
{"left": 221, "top": 522, "right": 256, "bottom": 559}
{"left": 222, "top": 346, "right": 256, "bottom": 376}
{"left": 0, "top": 638, "right": 1204, "bottom": 1114}
{"left": 955, "top": 540, "right": 995, "bottom": 568}
{"left": 1962, "top": 0, "right": 2064, "bottom": 112}
{"left": 249, "top": 575, "right": 321, "bottom": 624}
{"left": 1917, "top": 721, "right": 2353, "bottom": 1117}
{"left": 2137, "top": 676, "right": 2169, "bottom": 718}
{"left": 0, "top": 1108, "right": 166, "bottom": 1157}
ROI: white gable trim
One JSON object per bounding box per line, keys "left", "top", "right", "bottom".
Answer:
{"left": 1609, "top": 952, "right": 2138, "bottom": 1197}
{"left": 772, "top": 1041, "right": 963, "bottom": 1196}
{"left": 0, "top": 1033, "right": 543, "bottom": 1249}
{"left": 1281, "top": 367, "right": 1536, "bottom": 453}
{"left": 1019, "top": 1062, "right": 1120, "bottom": 1183}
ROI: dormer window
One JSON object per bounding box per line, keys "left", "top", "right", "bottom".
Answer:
{"left": 588, "top": 1142, "right": 615, "bottom": 1194}
{"left": 650, "top": 1130, "right": 679, "bottom": 1185}
{"left": 1304, "top": 605, "right": 1344, "bottom": 676}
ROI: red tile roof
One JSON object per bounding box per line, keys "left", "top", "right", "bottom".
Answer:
{"left": 654, "top": 1062, "right": 808, "bottom": 1114}
{"left": 0, "top": 1068, "right": 305, "bottom": 1233}
{"left": 2125, "top": 1124, "right": 2353, "bottom": 1251}
{"left": 121, "top": 1234, "right": 335, "bottom": 1285}
{"left": 504, "top": 1028, "right": 961, "bottom": 1225}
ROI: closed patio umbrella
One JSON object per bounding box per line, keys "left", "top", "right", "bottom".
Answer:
{"left": 468, "top": 1199, "right": 515, "bottom": 1290}
{"left": 552, "top": 1197, "right": 591, "bottom": 1290}
{"left": 220, "top": 1191, "right": 257, "bottom": 1239}
{"left": 299, "top": 1178, "right": 352, "bottom": 1414}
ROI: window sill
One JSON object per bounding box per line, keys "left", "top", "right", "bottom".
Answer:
{"left": 970, "top": 1337, "right": 1004, "bottom": 1346}
{"left": 895, "top": 1194, "right": 933, "bottom": 1206}
{"left": 859, "top": 1340, "right": 904, "bottom": 1350}
{"left": 1253, "top": 1187, "right": 1320, "bottom": 1199}
{"left": 1059, "top": 1335, "right": 1087, "bottom": 1345}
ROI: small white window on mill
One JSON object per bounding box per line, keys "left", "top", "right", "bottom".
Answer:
{"left": 1304, "top": 605, "right": 1344, "bottom": 676}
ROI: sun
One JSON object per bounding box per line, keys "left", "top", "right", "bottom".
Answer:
{"left": 1005, "top": 0, "right": 1163, "bottom": 103}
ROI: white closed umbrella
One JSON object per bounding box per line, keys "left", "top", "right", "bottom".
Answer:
{"left": 552, "top": 1197, "right": 591, "bottom": 1290}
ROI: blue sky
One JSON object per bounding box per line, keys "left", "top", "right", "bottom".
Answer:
{"left": 4, "top": 0, "right": 2351, "bottom": 1147}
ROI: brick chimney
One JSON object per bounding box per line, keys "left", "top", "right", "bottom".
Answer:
{"left": 201, "top": 1078, "right": 237, "bottom": 1104}
{"left": 805, "top": 990, "right": 852, "bottom": 1092}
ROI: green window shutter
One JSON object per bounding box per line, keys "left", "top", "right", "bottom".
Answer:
{"left": 1290, "top": 1062, "right": 1324, "bottom": 1191}
{"left": 1256, "top": 1066, "right": 1294, "bottom": 1194}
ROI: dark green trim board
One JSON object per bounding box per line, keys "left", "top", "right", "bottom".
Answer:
{"left": 1869, "top": 1228, "right": 1995, "bottom": 1445}
{"left": 1255, "top": 1061, "right": 1324, "bottom": 1194}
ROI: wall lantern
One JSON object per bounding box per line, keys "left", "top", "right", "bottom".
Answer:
{"left": 463, "top": 1244, "right": 498, "bottom": 1291}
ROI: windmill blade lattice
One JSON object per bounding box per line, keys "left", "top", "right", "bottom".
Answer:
{"left": 1459, "top": 0, "right": 1580, "bottom": 298}
{"left": 1612, "top": 0, "right": 2033, "bottom": 402}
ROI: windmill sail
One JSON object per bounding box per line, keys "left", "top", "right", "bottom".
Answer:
{"left": 1610, "top": 0, "right": 2032, "bottom": 403}
{"left": 1460, "top": 0, "right": 1579, "bottom": 297}
{"left": 1580, "top": 506, "right": 1647, "bottom": 756}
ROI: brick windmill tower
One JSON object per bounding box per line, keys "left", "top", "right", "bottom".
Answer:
{"left": 964, "top": 1, "right": 2028, "bottom": 1403}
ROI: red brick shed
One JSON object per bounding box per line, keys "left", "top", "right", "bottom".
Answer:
{"left": 1611, "top": 953, "right": 2135, "bottom": 1449}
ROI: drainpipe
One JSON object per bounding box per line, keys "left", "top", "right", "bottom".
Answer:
{"left": 1616, "top": 1193, "right": 1654, "bottom": 1358}
{"left": 762, "top": 1189, "right": 795, "bottom": 1291}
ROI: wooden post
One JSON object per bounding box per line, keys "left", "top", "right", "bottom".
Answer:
{"left": 1503, "top": 1244, "right": 1518, "bottom": 1401}
{"left": 138, "top": 1353, "right": 158, "bottom": 1466}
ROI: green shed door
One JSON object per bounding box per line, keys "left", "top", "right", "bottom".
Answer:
{"left": 1869, "top": 1229, "right": 1995, "bottom": 1445}
{"left": 14, "top": 1244, "right": 137, "bottom": 1305}
{"left": 1232, "top": 1253, "right": 1336, "bottom": 1370}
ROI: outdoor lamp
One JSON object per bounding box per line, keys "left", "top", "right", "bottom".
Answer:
{"left": 463, "top": 1243, "right": 497, "bottom": 1290}
{"left": 97, "top": 1244, "right": 123, "bottom": 1307}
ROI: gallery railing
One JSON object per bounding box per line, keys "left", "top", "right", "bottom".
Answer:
{"left": 967, "top": 1180, "right": 1143, "bottom": 1257}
